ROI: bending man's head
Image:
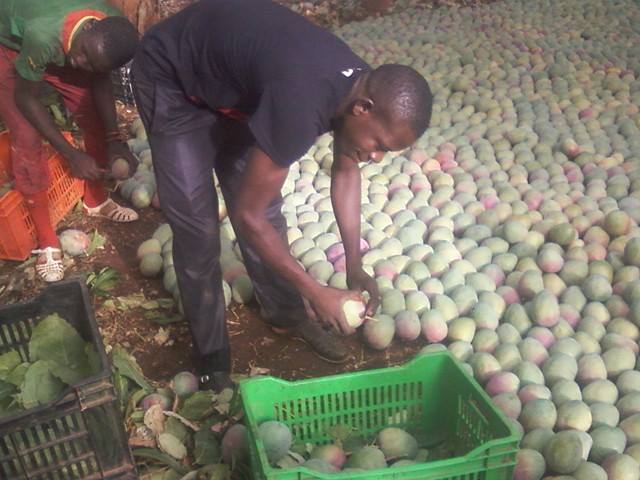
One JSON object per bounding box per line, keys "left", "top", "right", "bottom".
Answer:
{"left": 68, "top": 16, "right": 139, "bottom": 73}
{"left": 334, "top": 64, "right": 433, "bottom": 163}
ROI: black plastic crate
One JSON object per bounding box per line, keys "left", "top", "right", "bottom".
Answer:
{"left": 0, "top": 278, "right": 136, "bottom": 479}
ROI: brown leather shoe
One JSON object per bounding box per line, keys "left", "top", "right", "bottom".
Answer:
{"left": 271, "top": 319, "right": 350, "bottom": 364}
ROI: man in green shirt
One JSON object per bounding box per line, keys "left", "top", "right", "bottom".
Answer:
{"left": 0, "top": 0, "right": 139, "bottom": 281}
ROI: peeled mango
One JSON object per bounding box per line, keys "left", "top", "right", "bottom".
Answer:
{"left": 342, "top": 299, "right": 366, "bottom": 328}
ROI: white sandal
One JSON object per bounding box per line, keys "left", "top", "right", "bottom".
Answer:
{"left": 32, "top": 247, "right": 65, "bottom": 283}
{"left": 83, "top": 198, "right": 139, "bottom": 223}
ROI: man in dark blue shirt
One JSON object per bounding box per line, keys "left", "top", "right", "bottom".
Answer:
{"left": 131, "top": 0, "right": 432, "bottom": 392}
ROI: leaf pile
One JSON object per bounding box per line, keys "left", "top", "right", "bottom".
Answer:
{"left": 0, "top": 313, "right": 100, "bottom": 416}
{"left": 111, "top": 347, "right": 248, "bottom": 479}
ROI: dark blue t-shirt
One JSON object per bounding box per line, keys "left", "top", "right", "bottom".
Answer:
{"left": 137, "top": 0, "right": 370, "bottom": 166}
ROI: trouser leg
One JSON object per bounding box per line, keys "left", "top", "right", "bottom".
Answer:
{"left": 214, "top": 123, "right": 306, "bottom": 329}
{"left": 44, "top": 65, "right": 108, "bottom": 207}
{"left": 132, "top": 65, "right": 230, "bottom": 372}
{"left": 0, "top": 45, "right": 58, "bottom": 248}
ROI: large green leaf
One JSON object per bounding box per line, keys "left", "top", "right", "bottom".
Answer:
{"left": 194, "top": 429, "right": 221, "bottom": 465}
{"left": 0, "top": 380, "right": 17, "bottom": 406}
{"left": 29, "top": 314, "right": 92, "bottom": 384}
{"left": 85, "top": 343, "right": 101, "bottom": 376}
{"left": 133, "top": 448, "right": 189, "bottom": 475}
{"left": 111, "top": 345, "right": 153, "bottom": 393}
{"left": 21, "top": 360, "right": 65, "bottom": 409}
{"left": 5, "top": 363, "right": 29, "bottom": 387}
{"left": 0, "top": 351, "right": 21, "bottom": 381}
{"left": 178, "top": 391, "right": 216, "bottom": 421}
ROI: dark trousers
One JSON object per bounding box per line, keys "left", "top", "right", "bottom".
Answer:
{"left": 131, "top": 63, "right": 306, "bottom": 373}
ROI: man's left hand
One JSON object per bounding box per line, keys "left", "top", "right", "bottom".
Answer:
{"left": 346, "top": 267, "right": 380, "bottom": 317}
{"left": 107, "top": 140, "right": 139, "bottom": 177}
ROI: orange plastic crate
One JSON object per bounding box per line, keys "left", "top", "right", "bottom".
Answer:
{"left": 0, "top": 131, "right": 84, "bottom": 261}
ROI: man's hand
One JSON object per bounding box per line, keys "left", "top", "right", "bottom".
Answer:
{"left": 305, "top": 286, "right": 363, "bottom": 336}
{"left": 107, "top": 140, "right": 139, "bottom": 176}
{"left": 347, "top": 267, "right": 380, "bottom": 317}
{"left": 66, "top": 149, "right": 106, "bottom": 180}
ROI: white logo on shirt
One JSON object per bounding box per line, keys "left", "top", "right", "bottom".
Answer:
{"left": 341, "top": 68, "right": 354, "bottom": 77}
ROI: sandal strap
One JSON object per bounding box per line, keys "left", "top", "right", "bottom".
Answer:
{"left": 33, "top": 247, "right": 64, "bottom": 282}
{"left": 83, "top": 198, "right": 112, "bottom": 215}
{"left": 104, "top": 203, "right": 138, "bottom": 222}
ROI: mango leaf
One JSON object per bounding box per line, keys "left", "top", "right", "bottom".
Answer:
{"left": 111, "top": 345, "right": 153, "bottom": 393}
{"left": 146, "top": 312, "right": 183, "bottom": 326}
{"left": 164, "top": 416, "right": 190, "bottom": 444}
{"left": 197, "top": 464, "right": 230, "bottom": 480}
{"left": 0, "top": 380, "right": 17, "bottom": 404}
{"left": 6, "top": 363, "right": 29, "bottom": 387}
{"left": 0, "top": 351, "right": 21, "bottom": 381}
{"left": 21, "top": 360, "right": 65, "bottom": 409}
{"left": 29, "top": 314, "right": 91, "bottom": 384}
{"left": 86, "top": 229, "right": 106, "bottom": 256}
{"left": 158, "top": 433, "right": 187, "bottom": 460}
{"left": 194, "top": 429, "right": 221, "bottom": 465}
{"left": 126, "top": 388, "right": 148, "bottom": 420}
{"left": 133, "top": 448, "right": 189, "bottom": 475}
{"left": 178, "top": 391, "right": 216, "bottom": 421}
{"left": 85, "top": 343, "right": 101, "bottom": 376}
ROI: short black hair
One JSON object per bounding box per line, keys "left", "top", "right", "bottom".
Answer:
{"left": 366, "top": 64, "right": 433, "bottom": 137}
{"left": 90, "top": 16, "right": 139, "bottom": 69}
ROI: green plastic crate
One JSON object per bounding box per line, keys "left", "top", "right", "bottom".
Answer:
{"left": 240, "top": 351, "right": 520, "bottom": 480}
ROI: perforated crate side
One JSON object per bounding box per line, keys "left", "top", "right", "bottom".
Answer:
{"left": 0, "top": 279, "right": 136, "bottom": 479}
{"left": 47, "top": 153, "right": 84, "bottom": 224}
{"left": 241, "top": 352, "right": 519, "bottom": 480}
{"left": 0, "top": 190, "right": 36, "bottom": 261}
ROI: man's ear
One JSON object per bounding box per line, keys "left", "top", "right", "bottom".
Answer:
{"left": 351, "top": 98, "right": 374, "bottom": 116}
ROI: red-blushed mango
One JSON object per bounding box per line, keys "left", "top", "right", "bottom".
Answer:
{"left": 514, "top": 448, "right": 546, "bottom": 480}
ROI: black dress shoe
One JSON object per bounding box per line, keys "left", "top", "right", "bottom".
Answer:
{"left": 199, "top": 371, "right": 234, "bottom": 394}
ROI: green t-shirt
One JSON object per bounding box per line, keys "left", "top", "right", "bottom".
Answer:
{"left": 0, "top": 0, "right": 121, "bottom": 81}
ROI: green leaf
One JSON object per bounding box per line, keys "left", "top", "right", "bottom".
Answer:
{"left": 197, "top": 464, "right": 231, "bottom": 480}
{"left": 133, "top": 448, "right": 189, "bottom": 475}
{"left": 157, "top": 433, "right": 187, "bottom": 460}
{"left": 6, "top": 363, "right": 29, "bottom": 387}
{"left": 194, "top": 429, "right": 221, "bottom": 465}
{"left": 88, "top": 267, "right": 120, "bottom": 297}
{"left": 178, "top": 391, "right": 216, "bottom": 421}
{"left": 111, "top": 345, "right": 153, "bottom": 393}
{"left": 0, "top": 380, "right": 17, "bottom": 404}
{"left": 0, "top": 351, "right": 21, "bottom": 381}
{"left": 113, "top": 372, "right": 131, "bottom": 410}
{"left": 29, "top": 313, "right": 92, "bottom": 384}
{"left": 146, "top": 312, "right": 183, "bottom": 326}
{"left": 164, "top": 416, "right": 189, "bottom": 444}
{"left": 86, "top": 229, "right": 106, "bottom": 256}
{"left": 85, "top": 343, "right": 101, "bottom": 376}
{"left": 21, "top": 360, "right": 66, "bottom": 409}
{"left": 126, "top": 388, "right": 148, "bottom": 420}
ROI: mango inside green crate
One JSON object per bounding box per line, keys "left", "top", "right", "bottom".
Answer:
{"left": 240, "top": 351, "right": 520, "bottom": 479}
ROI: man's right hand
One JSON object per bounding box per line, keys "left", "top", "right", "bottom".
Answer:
{"left": 305, "top": 286, "right": 363, "bottom": 336}
{"left": 66, "top": 149, "right": 106, "bottom": 180}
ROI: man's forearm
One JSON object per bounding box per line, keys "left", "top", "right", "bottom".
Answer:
{"left": 91, "top": 74, "right": 119, "bottom": 135}
{"left": 331, "top": 154, "right": 363, "bottom": 270}
{"left": 15, "top": 85, "right": 75, "bottom": 157}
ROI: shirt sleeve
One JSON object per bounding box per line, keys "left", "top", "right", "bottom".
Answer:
{"left": 14, "top": 26, "right": 63, "bottom": 82}
{"left": 248, "top": 81, "right": 323, "bottom": 167}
